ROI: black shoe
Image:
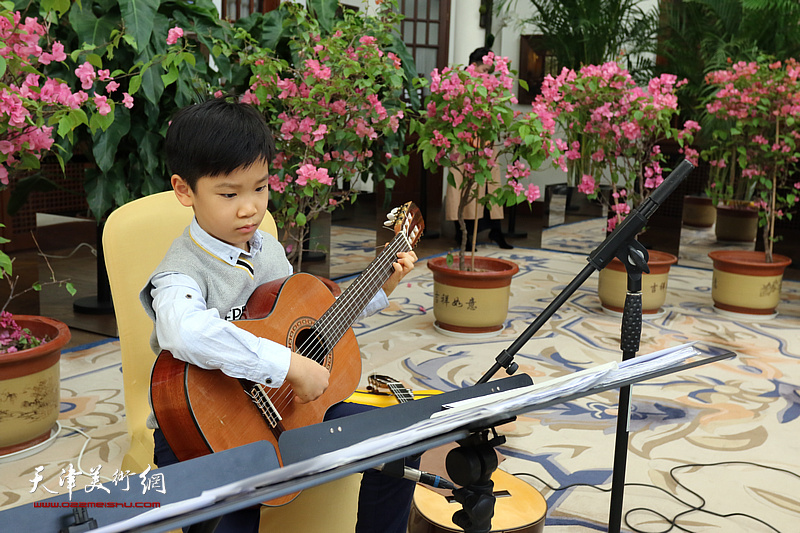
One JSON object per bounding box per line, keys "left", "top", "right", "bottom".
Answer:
{"left": 489, "top": 229, "right": 513, "bottom": 249}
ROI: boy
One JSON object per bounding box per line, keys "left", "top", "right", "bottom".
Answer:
{"left": 140, "top": 98, "right": 418, "bottom": 532}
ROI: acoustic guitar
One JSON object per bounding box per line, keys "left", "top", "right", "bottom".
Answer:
{"left": 355, "top": 375, "right": 548, "bottom": 533}
{"left": 150, "top": 203, "right": 424, "bottom": 506}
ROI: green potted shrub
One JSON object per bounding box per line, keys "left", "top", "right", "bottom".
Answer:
{"left": 702, "top": 57, "right": 799, "bottom": 317}
{"left": 532, "top": 61, "right": 699, "bottom": 315}
{"left": 0, "top": 3, "right": 117, "bottom": 454}
{"left": 414, "top": 52, "right": 551, "bottom": 336}
{"left": 217, "top": 0, "right": 415, "bottom": 272}
{"left": 657, "top": 0, "right": 800, "bottom": 236}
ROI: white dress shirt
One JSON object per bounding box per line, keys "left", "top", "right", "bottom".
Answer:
{"left": 149, "top": 219, "right": 389, "bottom": 388}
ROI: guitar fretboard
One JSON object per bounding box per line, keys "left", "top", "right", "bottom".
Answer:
{"left": 387, "top": 382, "right": 414, "bottom": 403}
{"left": 314, "top": 231, "right": 411, "bottom": 347}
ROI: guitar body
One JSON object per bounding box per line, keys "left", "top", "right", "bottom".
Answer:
{"left": 408, "top": 469, "right": 546, "bottom": 533}
{"left": 151, "top": 273, "right": 360, "bottom": 506}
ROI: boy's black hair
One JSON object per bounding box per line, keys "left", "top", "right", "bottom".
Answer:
{"left": 468, "top": 47, "right": 493, "bottom": 66}
{"left": 165, "top": 98, "right": 276, "bottom": 190}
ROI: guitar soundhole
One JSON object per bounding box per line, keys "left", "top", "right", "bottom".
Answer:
{"left": 293, "top": 326, "right": 332, "bottom": 369}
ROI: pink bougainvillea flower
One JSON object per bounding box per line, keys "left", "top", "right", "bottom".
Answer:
{"left": 167, "top": 26, "right": 184, "bottom": 45}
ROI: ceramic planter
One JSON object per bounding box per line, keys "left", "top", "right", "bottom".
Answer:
{"left": 715, "top": 204, "right": 758, "bottom": 242}
{"left": 682, "top": 195, "right": 716, "bottom": 228}
{"left": 708, "top": 250, "right": 792, "bottom": 318}
{"left": 597, "top": 250, "right": 678, "bottom": 316}
{"left": 427, "top": 256, "right": 519, "bottom": 337}
{"left": 0, "top": 316, "right": 70, "bottom": 455}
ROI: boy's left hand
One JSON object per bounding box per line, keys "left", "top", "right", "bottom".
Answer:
{"left": 382, "top": 251, "right": 418, "bottom": 297}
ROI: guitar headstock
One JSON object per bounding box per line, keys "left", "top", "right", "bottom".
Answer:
{"left": 367, "top": 374, "right": 402, "bottom": 392}
{"left": 384, "top": 202, "right": 424, "bottom": 249}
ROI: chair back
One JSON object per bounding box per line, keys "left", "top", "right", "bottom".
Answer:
{"left": 104, "top": 192, "right": 359, "bottom": 532}
{"left": 103, "top": 191, "right": 277, "bottom": 471}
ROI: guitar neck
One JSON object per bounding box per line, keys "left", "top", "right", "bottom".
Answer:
{"left": 316, "top": 232, "right": 410, "bottom": 344}
{"left": 387, "top": 382, "right": 414, "bottom": 403}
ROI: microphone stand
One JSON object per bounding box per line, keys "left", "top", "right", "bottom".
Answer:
{"left": 474, "top": 159, "right": 695, "bottom": 532}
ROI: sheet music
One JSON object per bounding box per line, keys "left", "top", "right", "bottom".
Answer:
{"left": 434, "top": 342, "right": 701, "bottom": 417}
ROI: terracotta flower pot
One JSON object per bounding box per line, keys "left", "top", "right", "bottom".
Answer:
{"left": 597, "top": 250, "right": 678, "bottom": 316}
{"left": 0, "top": 315, "right": 71, "bottom": 455}
{"left": 708, "top": 250, "right": 792, "bottom": 318}
{"left": 715, "top": 204, "right": 758, "bottom": 242}
{"left": 682, "top": 195, "right": 716, "bottom": 228}
{"left": 427, "top": 256, "right": 519, "bottom": 337}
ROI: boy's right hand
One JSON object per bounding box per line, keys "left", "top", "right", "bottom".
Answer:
{"left": 286, "top": 352, "right": 330, "bottom": 404}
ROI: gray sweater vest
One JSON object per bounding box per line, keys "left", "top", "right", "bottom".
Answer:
{"left": 140, "top": 227, "right": 293, "bottom": 354}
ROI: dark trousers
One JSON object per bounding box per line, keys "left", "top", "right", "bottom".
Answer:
{"left": 154, "top": 401, "right": 418, "bottom": 533}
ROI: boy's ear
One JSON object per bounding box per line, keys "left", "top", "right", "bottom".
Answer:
{"left": 171, "top": 174, "right": 194, "bottom": 208}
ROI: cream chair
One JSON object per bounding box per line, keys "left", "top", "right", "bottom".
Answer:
{"left": 103, "top": 190, "right": 359, "bottom": 531}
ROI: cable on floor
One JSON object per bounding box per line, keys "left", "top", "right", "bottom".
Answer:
{"left": 60, "top": 424, "right": 114, "bottom": 483}
{"left": 512, "top": 460, "right": 798, "bottom": 533}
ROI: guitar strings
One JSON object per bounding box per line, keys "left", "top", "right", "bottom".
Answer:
{"left": 300, "top": 232, "right": 408, "bottom": 362}
{"left": 266, "top": 232, "right": 411, "bottom": 412}
{"left": 318, "top": 233, "right": 410, "bottom": 343}
{"left": 266, "top": 234, "right": 408, "bottom": 411}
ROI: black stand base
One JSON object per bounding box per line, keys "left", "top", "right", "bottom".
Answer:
{"left": 73, "top": 296, "right": 114, "bottom": 315}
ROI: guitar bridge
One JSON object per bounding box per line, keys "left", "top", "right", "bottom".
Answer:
{"left": 241, "top": 380, "right": 283, "bottom": 428}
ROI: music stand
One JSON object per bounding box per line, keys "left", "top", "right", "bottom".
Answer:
{"left": 476, "top": 159, "right": 698, "bottom": 531}
{"left": 89, "top": 346, "right": 733, "bottom": 533}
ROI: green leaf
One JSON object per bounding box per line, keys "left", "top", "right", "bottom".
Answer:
{"left": 68, "top": 2, "right": 118, "bottom": 48}
{"left": 90, "top": 108, "right": 116, "bottom": 133}
{"left": 92, "top": 107, "right": 131, "bottom": 174}
{"left": 87, "top": 53, "right": 104, "bottom": 68}
{"left": 65, "top": 282, "right": 77, "bottom": 296}
{"left": 140, "top": 65, "right": 165, "bottom": 104}
{"left": 0, "top": 56, "right": 6, "bottom": 79}
{"left": 0, "top": 252, "right": 13, "bottom": 276}
{"left": 85, "top": 170, "right": 112, "bottom": 221}
{"left": 180, "top": 52, "right": 196, "bottom": 67}
{"left": 296, "top": 212, "right": 307, "bottom": 226}
{"left": 42, "top": 0, "right": 71, "bottom": 15}
{"left": 161, "top": 65, "right": 179, "bottom": 87}
{"left": 128, "top": 74, "right": 142, "bottom": 96}
{"left": 308, "top": 0, "right": 338, "bottom": 34}
{"left": 119, "top": 0, "right": 159, "bottom": 52}
{"left": 256, "top": 8, "right": 287, "bottom": 51}
{"left": 6, "top": 174, "right": 60, "bottom": 216}
{"left": 32, "top": 282, "right": 42, "bottom": 292}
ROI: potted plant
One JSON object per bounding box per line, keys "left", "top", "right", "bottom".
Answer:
{"left": 0, "top": 4, "right": 113, "bottom": 454}
{"left": 701, "top": 57, "right": 799, "bottom": 317}
{"left": 657, "top": 1, "right": 800, "bottom": 238}
{"left": 533, "top": 61, "right": 699, "bottom": 314}
{"left": 0, "top": 253, "right": 73, "bottom": 455}
{"left": 8, "top": 0, "right": 237, "bottom": 311}
{"left": 216, "top": 0, "right": 415, "bottom": 272}
{"left": 414, "top": 52, "right": 551, "bottom": 336}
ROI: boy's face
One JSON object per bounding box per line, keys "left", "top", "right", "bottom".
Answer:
{"left": 172, "top": 160, "right": 270, "bottom": 251}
